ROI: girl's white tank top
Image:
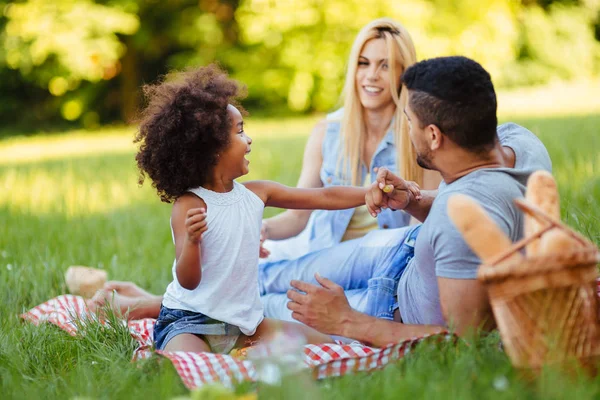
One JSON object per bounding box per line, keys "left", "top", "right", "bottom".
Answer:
{"left": 162, "top": 181, "right": 265, "bottom": 335}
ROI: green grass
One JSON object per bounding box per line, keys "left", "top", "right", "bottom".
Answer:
{"left": 1, "top": 113, "right": 600, "bottom": 399}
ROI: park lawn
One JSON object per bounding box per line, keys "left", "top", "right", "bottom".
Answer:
{"left": 0, "top": 113, "right": 599, "bottom": 399}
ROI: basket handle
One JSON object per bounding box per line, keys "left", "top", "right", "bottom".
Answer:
{"left": 485, "top": 198, "right": 593, "bottom": 267}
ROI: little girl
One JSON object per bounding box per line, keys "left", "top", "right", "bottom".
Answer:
{"left": 135, "top": 65, "right": 370, "bottom": 353}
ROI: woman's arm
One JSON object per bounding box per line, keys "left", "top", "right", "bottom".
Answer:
{"left": 171, "top": 194, "right": 208, "bottom": 290}
{"left": 254, "top": 120, "right": 327, "bottom": 240}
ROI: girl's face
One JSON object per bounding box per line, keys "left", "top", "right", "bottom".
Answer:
{"left": 220, "top": 104, "right": 252, "bottom": 178}
{"left": 355, "top": 38, "right": 403, "bottom": 112}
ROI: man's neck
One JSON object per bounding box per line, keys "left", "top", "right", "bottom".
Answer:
{"left": 439, "top": 142, "right": 514, "bottom": 184}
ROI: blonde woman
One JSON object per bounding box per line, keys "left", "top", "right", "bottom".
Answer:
{"left": 261, "top": 18, "right": 437, "bottom": 256}
{"left": 258, "top": 18, "right": 440, "bottom": 322}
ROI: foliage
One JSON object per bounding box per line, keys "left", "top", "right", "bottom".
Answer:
{"left": 3, "top": 0, "right": 138, "bottom": 85}
{"left": 0, "top": 0, "right": 599, "bottom": 126}
{"left": 232, "top": 0, "right": 522, "bottom": 112}
{"left": 1, "top": 0, "right": 138, "bottom": 124}
{"left": 500, "top": 3, "right": 600, "bottom": 87}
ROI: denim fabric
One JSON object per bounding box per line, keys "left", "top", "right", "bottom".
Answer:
{"left": 153, "top": 305, "right": 240, "bottom": 351}
{"left": 305, "top": 110, "right": 411, "bottom": 254}
{"left": 260, "top": 225, "right": 421, "bottom": 321}
{"left": 258, "top": 110, "right": 411, "bottom": 263}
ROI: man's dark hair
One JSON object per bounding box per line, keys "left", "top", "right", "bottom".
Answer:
{"left": 401, "top": 56, "right": 498, "bottom": 152}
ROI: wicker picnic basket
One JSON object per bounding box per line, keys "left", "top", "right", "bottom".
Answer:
{"left": 478, "top": 198, "right": 600, "bottom": 373}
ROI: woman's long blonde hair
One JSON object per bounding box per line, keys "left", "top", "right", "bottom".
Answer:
{"left": 338, "top": 18, "right": 422, "bottom": 186}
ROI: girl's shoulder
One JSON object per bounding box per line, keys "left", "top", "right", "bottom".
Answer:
{"left": 171, "top": 192, "right": 208, "bottom": 232}
{"left": 240, "top": 180, "right": 272, "bottom": 205}
{"left": 172, "top": 192, "right": 207, "bottom": 213}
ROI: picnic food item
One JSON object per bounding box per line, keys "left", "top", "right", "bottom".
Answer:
{"left": 538, "top": 228, "right": 584, "bottom": 255}
{"left": 229, "top": 346, "right": 251, "bottom": 360}
{"left": 64, "top": 266, "right": 107, "bottom": 299}
{"left": 474, "top": 170, "right": 600, "bottom": 374}
{"left": 447, "top": 194, "right": 522, "bottom": 265}
{"left": 524, "top": 170, "right": 560, "bottom": 256}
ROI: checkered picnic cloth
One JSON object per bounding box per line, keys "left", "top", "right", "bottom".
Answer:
{"left": 21, "top": 294, "right": 449, "bottom": 389}
{"left": 24, "top": 278, "right": 600, "bottom": 388}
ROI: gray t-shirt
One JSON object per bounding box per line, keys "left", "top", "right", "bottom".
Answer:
{"left": 397, "top": 123, "right": 552, "bottom": 325}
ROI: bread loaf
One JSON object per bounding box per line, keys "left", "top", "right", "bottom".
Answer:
{"left": 448, "top": 194, "right": 522, "bottom": 265}
{"left": 65, "top": 266, "right": 107, "bottom": 298}
{"left": 538, "top": 228, "right": 583, "bottom": 255}
{"left": 525, "top": 171, "right": 560, "bottom": 255}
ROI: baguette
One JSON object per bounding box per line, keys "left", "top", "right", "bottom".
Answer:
{"left": 538, "top": 228, "right": 583, "bottom": 255}
{"left": 448, "top": 194, "right": 522, "bottom": 265}
{"left": 65, "top": 266, "right": 107, "bottom": 299}
{"left": 525, "top": 170, "right": 560, "bottom": 256}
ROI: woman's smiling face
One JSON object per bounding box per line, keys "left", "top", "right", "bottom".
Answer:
{"left": 355, "top": 38, "right": 403, "bottom": 112}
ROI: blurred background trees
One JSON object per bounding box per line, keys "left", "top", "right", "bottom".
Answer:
{"left": 1, "top": 0, "right": 599, "bottom": 129}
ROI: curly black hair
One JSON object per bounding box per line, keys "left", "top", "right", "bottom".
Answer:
{"left": 135, "top": 65, "right": 246, "bottom": 203}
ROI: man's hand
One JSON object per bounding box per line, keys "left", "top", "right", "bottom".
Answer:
{"left": 259, "top": 221, "right": 271, "bottom": 258}
{"left": 366, "top": 168, "right": 421, "bottom": 217}
{"left": 287, "top": 273, "right": 353, "bottom": 336}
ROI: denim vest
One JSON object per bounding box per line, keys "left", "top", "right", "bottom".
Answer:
{"left": 305, "top": 109, "right": 411, "bottom": 253}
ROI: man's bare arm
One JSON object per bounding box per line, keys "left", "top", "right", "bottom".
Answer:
{"left": 402, "top": 189, "right": 437, "bottom": 223}
{"left": 287, "top": 276, "right": 445, "bottom": 347}
{"left": 339, "top": 310, "right": 446, "bottom": 347}
{"left": 437, "top": 276, "right": 495, "bottom": 335}
{"left": 287, "top": 274, "right": 494, "bottom": 347}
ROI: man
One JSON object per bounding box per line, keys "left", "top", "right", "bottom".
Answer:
{"left": 286, "top": 56, "right": 552, "bottom": 345}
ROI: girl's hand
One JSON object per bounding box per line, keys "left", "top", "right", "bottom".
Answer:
{"left": 366, "top": 168, "right": 422, "bottom": 216}
{"left": 185, "top": 208, "right": 208, "bottom": 244}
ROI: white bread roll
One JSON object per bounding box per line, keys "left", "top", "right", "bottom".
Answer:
{"left": 65, "top": 266, "right": 107, "bottom": 299}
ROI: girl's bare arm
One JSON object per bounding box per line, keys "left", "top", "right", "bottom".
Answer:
{"left": 246, "top": 181, "right": 368, "bottom": 212}
{"left": 171, "top": 194, "right": 207, "bottom": 290}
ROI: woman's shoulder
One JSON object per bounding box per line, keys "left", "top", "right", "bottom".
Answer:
{"left": 318, "top": 108, "right": 345, "bottom": 140}
{"left": 326, "top": 107, "right": 344, "bottom": 122}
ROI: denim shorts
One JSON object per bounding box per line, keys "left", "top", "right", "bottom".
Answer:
{"left": 153, "top": 305, "right": 241, "bottom": 352}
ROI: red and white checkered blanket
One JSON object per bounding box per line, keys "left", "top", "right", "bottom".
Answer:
{"left": 21, "top": 295, "right": 449, "bottom": 389}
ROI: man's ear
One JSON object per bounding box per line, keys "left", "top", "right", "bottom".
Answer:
{"left": 427, "top": 124, "right": 443, "bottom": 151}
